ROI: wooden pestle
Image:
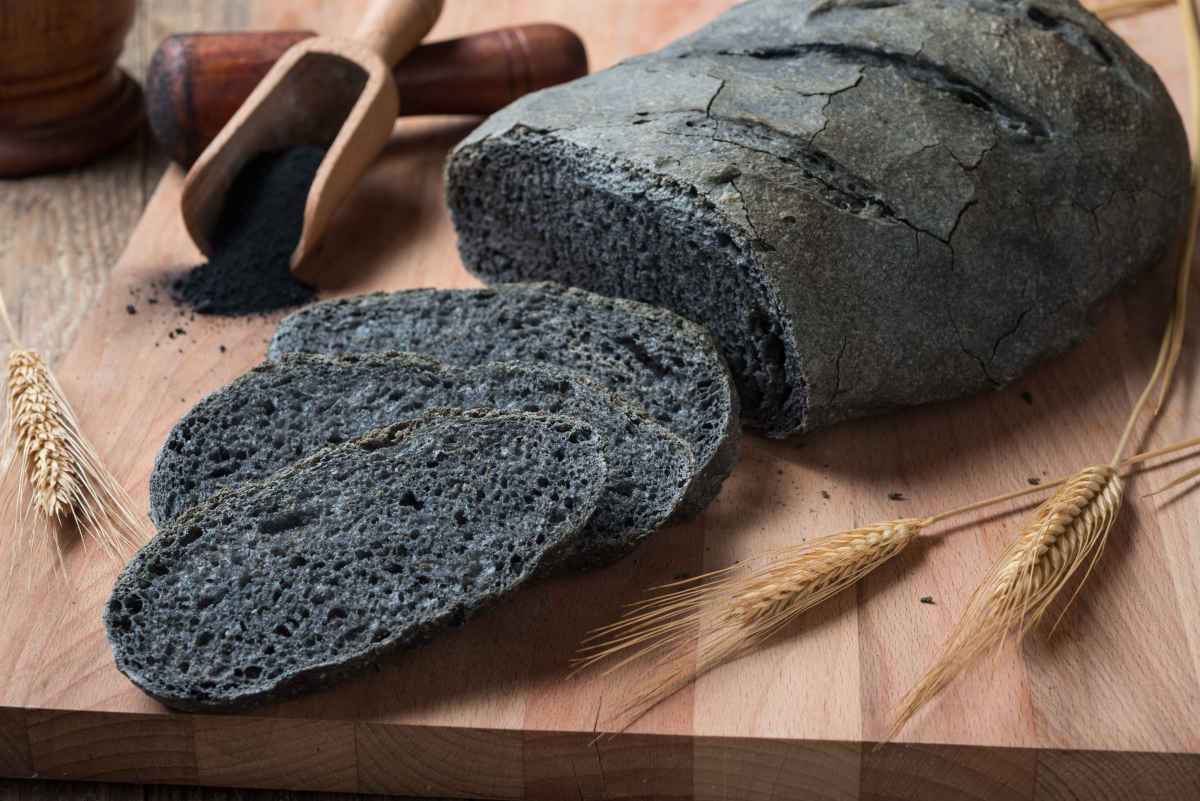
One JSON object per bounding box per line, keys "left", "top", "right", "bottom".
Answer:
{"left": 149, "top": 25, "right": 588, "bottom": 166}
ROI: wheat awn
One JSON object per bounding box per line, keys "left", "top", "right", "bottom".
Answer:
{"left": 0, "top": 291, "right": 144, "bottom": 569}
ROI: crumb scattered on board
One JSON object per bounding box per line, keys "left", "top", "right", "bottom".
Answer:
{"left": 920, "top": 596, "right": 935, "bottom": 605}
{"left": 888, "top": 491, "right": 906, "bottom": 501}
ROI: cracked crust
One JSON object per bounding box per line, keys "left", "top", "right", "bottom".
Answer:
{"left": 446, "top": 0, "right": 1189, "bottom": 435}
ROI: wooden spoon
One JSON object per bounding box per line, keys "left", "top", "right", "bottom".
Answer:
{"left": 179, "top": 0, "right": 445, "bottom": 279}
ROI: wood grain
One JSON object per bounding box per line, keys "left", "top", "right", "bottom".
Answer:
{"left": 2, "top": 2, "right": 1199, "bottom": 800}
{"left": 25, "top": 711, "right": 195, "bottom": 784}
{"left": 193, "top": 718, "right": 356, "bottom": 793}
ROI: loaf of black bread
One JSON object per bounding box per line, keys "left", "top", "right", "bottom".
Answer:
{"left": 444, "top": 0, "right": 1189, "bottom": 436}
{"left": 269, "top": 282, "right": 740, "bottom": 517}
{"left": 107, "top": 410, "right": 607, "bottom": 711}
{"left": 149, "top": 353, "right": 694, "bottom": 567}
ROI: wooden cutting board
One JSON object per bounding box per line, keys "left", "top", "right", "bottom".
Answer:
{"left": 2, "top": 2, "right": 1199, "bottom": 799}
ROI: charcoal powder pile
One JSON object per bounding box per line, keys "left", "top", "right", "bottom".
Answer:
{"left": 173, "top": 146, "right": 322, "bottom": 315}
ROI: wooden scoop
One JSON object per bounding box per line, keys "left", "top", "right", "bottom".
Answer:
{"left": 180, "top": 0, "right": 445, "bottom": 278}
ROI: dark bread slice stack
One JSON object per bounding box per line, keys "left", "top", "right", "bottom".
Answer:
{"left": 268, "top": 282, "right": 740, "bottom": 517}
{"left": 149, "top": 352, "right": 693, "bottom": 567}
{"left": 107, "top": 410, "right": 607, "bottom": 711}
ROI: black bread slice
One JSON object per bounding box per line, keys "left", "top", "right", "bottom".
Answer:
{"left": 149, "top": 352, "right": 693, "bottom": 567}
{"left": 107, "top": 410, "right": 607, "bottom": 711}
{"left": 268, "top": 282, "right": 740, "bottom": 517}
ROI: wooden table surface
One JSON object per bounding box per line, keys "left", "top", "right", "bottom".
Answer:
{"left": 3, "top": 1, "right": 1199, "bottom": 800}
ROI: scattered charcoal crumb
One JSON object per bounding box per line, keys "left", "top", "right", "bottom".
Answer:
{"left": 888, "top": 491, "right": 906, "bottom": 501}
{"left": 125, "top": 304, "right": 137, "bottom": 315}
{"left": 174, "top": 328, "right": 186, "bottom": 336}
{"left": 1021, "top": 390, "right": 1034, "bottom": 405}
{"left": 821, "top": 490, "right": 831, "bottom": 499}
{"left": 1028, "top": 477, "right": 1041, "bottom": 486}
{"left": 167, "top": 331, "right": 175, "bottom": 339}
{"left": 219, "top": 345, "right": 227, "bottom": 353}
{"left": 148, "top": 297, "right": 159, "bottom": 305}
{"left": 776, "top": 469, "right": 784, "bottom": 476}
{"left": 920, "top": 596, "right": 935, "bottom": 605}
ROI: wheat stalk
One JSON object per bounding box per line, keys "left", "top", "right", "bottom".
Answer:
{"left": 1136, "top": 0, "right": 1200, "bottom": 494}
{"left": 0, "top": 291, "right": 144, "bottom": 569}
{"left": 1154, "top": 0, "right": 1200, "bottom": 411}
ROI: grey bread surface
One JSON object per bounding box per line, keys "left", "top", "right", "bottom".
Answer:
{"left": 444, "top": 0, "right": 1190, "bottom": 436}
{"left": 149, "top": 352, "right": 694, "bottom": 568}
{"left": 108, "top": 410, "right": 608, "bottom": 711}
{"left": 269, "top": 282, "right": 740, "bottom": 517}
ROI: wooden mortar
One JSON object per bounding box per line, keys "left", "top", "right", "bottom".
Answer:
{"left": 0, "top": 0, "right": 144, "bottom": 178}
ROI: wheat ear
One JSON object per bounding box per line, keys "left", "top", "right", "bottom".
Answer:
{"left": 574, "top": 519, "right": 928, "bottom": 729}
{"left": 886, "top": 315, "right": 1184, "bottom": 740}
{"left": 0, "top": 291, "right": 144, "bottom": 567}
{"left": 887, "top": 465, "right": 1123, "bottom": 738}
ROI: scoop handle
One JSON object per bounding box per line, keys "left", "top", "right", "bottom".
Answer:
{"left": 355, "top": 0, "right": 446, "bottom": 67}
{"left": 146, "top": 26, "right": 589, "bottom": 167}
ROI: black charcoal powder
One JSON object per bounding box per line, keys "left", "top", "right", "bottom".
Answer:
{"left": 173, "top": 147, "right": 323, "bottom": 315}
